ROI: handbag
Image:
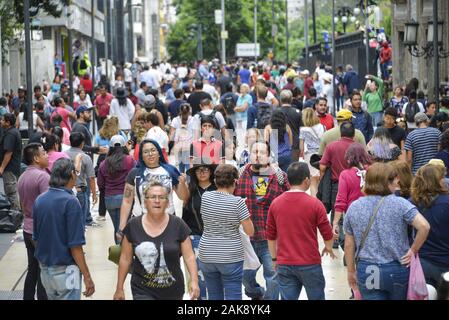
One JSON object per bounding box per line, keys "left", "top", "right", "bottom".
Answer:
{"left": 239, "top": 226, "right": 261, "bottom": 271}
{"left": 407, "top": 253, "right": 428, "bottom": 300}
{"left": 108, "top": 244, "right": 121, "bottom": 265}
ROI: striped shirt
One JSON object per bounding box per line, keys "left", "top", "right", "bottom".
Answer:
{"left": 198, "top": 191, "right": 250, "bottom": 264}
{"left": 404, "top": 127, "right": 441, "bottom": 174}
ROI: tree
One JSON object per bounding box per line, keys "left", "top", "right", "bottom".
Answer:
{"left": 167, "top": 0, "right": 286, "bottom": 63}
{"left": 1, "top": 0, "right": 69, "bottom": 65}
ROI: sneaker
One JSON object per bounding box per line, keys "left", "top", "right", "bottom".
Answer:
{"left": 96, "top": 216, "right": 106, "bottom": 221}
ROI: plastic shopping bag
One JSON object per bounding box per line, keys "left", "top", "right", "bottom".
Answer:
{"left": 239, "top": 226, "right": 261, "bottom": 270}
{"left": 407, "top": 254, "right": 428, "bottom": 300}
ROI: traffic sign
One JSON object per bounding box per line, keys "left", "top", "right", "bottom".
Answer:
{"left": 236, "top": 43, "right": 260, "bottom": 57}
{"left": 215, "top": 10, "right": 222, "bottom": 24}
{"left": 221, "top": 31, "right": 228, "bottom": 39}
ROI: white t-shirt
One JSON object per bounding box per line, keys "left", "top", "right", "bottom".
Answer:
{"left": 109, "top": 98, "right": 136, "bottom": 130}
{"left": 203, "top": 83, "right": 218, "bottom": 99}
{"left": 18, "top": 112, "right": 40, "bottom": 131}
{"left": 171, "top": 116, "right": 195, "bottom": 148}
{"left": 177, "top": 67, "right": 188, "bottom": 79}
{"left": 123, "top": 68, "right": 132, "bottom": 83}
{"left": 145, "top": 126, "right": 169, "bottom": 151}
{"left": 403, "top": 101, "right": 425, "bottom": 129}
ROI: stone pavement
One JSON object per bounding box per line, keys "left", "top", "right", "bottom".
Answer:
{"left": 0, "top": 179, "right": 350, "bottom": 300}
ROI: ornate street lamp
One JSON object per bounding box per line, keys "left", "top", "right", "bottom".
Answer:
{"left": 404, "top": 19, "right": 449, "bottom": 59}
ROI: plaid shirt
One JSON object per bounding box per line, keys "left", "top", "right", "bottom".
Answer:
{"left": 234, "top": 164, "right": 290, "bottom": 241}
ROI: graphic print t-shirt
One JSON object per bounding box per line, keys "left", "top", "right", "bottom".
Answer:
{"left": 127, "top": 167, "right": 175, "bottom": 215}
{"left": 123, "top": 214, "right": 191, "bottom": 300}
{"left": 253, "top": 175, "right": 269, "bottom": 200}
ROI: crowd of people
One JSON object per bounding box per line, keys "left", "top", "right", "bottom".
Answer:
{"left": 0, "top": 57, "right": 449, "bottom": 301}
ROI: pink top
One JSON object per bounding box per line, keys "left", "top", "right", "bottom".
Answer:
{"left": 334, "top": 167, "right": 365, "bottom": 213}
{"left": 62, "top": 127, "right": 71, "bottom": 146}
{"left": 50, "top": 107, "right": 72, "bottom": 132}
{"left": 47, "top": 151, "right": 70, "bottom": 172}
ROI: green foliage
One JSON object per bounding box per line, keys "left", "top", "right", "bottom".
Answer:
{"left": 1, "top": 1, "right": 69, "bottom": 65}
{"left": 167, "top": 0, "right": 286, "bottom": 63}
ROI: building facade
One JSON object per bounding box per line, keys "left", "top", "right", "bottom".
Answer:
{"left": 392, "top": 0, "right": 449, "bottom": 99}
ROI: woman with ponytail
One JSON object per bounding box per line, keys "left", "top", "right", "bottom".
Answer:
{"left": 39, "top": 132, "right": 69, "bottom": 172}
{"left": 411, "top": 164, "right": 449, "bottom": 288}
{"left": 169, "top": 103, "right": 194, "bottom": 173}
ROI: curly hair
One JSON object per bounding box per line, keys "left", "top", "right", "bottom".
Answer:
{"left": 98, "top": 116, "right": 119, "bottom": 140}
{"left": 411, "top": 164, "right": 448, "bottom": 208}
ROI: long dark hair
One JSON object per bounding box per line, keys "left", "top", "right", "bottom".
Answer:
{"left": 270, "top": 109, "right": 287, "bottom": 143}
{"left": 187, "top": 166, "right": 215, "bottom": 203}
{"left": 105, "top": 146, "right": 129, "bottom": 176}
{"left": 118, "top": 97, "right": 128, "bottom": 106}
{"left": 20, "top": 102, "right": 29, "bottom": 122}
{"left": 179, "top": 103, "right": 191, "bottom": 125}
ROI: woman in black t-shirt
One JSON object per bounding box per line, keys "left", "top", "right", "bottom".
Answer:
{"left": 113, "top": 182, "right": 199, "bottom": 300}
{"left": 182, "top": 163, "right": 217, "bottom": 300}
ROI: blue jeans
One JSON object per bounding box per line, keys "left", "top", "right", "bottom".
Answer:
{"left": 370, "top": 111, "right": 384, "bottom": 128}
{"left": 76, "top": 188, "right": 91, "bottom": 226}
{"left": 357, "top": 260, "right": 409, "bottom": 300}
{"left": 39, "top": 264, "right": 82, "bottom": 300}
{"left": 277, "top": 264, "right": 326, "bottom": 300}
{"left": 190, "top": 235, "right": 207, "bottom": 300}
{"left": 198, "top": 260, "right": 243, "bottom": 300}
{"left": 243, "top": 240, "right": 279, "bottom": 300}
{"left": 105, "top": 194, "right": 123, "bottom": 244}
{"left": 420, "top": 257, "right": 449, "bottom": 288}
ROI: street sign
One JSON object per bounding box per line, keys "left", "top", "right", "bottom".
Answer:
{"left": 215, "top": 10, "right": 222, "bottom": 24}
{"left": 272, "top": 24, "right": 278, "bottom": 37}
{"left": 236, "top": 43, "right": 260, "bottom": 57}
{"left": 221, "top": 30, "right": 228, "bottom": 39}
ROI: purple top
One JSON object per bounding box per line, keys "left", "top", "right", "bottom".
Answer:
{"left": 47, "top": 151, "right": 70, "bottom": 172}
{"left": 17, "top": 166, "right": 50, "bottom": 234}
{"left": 97, "top": 155, "right": 135, "bottom": 196}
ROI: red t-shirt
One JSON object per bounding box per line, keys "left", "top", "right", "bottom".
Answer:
{"left": 50, "top": 107, "right": 72, "bottom": 132}
{"left": 266, "top": 191, "right": 333, "bottom": 265}
{"left": 318, "top": 113, "right": 335, "bottom": 131}
{"left": 320, "top": 137, "right": 354, "bottom": 181}
{"left": 304, "top": 77, "right": 314, "bottom": 99}
{"left": 95, "top": 93, "right": 114, "bottom": 118}
{"left": 380, "top": 47, "right": 392, "bottom": 64}
{"left": 79, "top": 78, "right": 93, "bottom": 93}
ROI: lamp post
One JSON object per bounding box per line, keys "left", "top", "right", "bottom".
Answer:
{"left": 333, "top": 6, "right": 355, "bottom": 34}
{"left": 403, "top": 0, "right": 449, "bottom": 109}
{"left": 353, "top": 0, "right": 377, "bottom": 77}
{"left": 24, "top": 0, "right": 33, "bottom": 138}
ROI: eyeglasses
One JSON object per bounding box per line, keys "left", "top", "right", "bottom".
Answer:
{"left": 145, "top": 195, "right": 169, "bottom": 201}
{"left": 142, "top": 149, "right": 158, "bottom": 156}
{"left": 196, "top": 167, "right": 210, "bottom": 173}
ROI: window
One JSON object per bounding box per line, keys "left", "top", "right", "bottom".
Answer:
{"left": 42, "top": 27, "right": 52, "bottom": 40}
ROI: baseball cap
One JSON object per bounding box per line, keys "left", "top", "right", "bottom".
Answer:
{"left": 109, "top": 135, "right": 126, "bottom": 147}
{"left": 300, "top": 69, "right": 310, "bottom": 76}
{"left": 414, "top": 112, "right": 429, "bottom": 124}
{"left": 76, "top": 105, "right": 94, "bottom": 117}
{"left": 336, "top": 109, "right": 354, "bottom": 121}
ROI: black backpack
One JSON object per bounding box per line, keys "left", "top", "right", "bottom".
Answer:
{"left": 255, "top": 102, "right": 273, "bottom": 129}
{"left": 79, "top": 59, "right": 88, "bottom": 70}
{"left": 223, "top": 95, "right": 236, "bottom": 115}
{"left": 405, "top": 102, "right": 420, "bottom": 123}
{"left": 199, "top": 110, "right": 219, "bottom": 130}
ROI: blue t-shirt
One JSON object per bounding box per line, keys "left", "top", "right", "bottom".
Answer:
{"left": 344, "top": 194, "right": 418, "bottom": 264}
{"left": 435, "top": 150, "right": 449, "bottom": 178}
{"left": 33, "top": 187, "right": 86, "bottom": 266}
{"left": 238, "top": 69, "right": 251, "bottom": 85}
{"left": 236, "top": 94, "right": 253, "bottom": 122}
{"left": 416, "top": 194, "right": 449, "bottom": 267}
{"left": 95, "top": 135, "right": 110, "bottom": 147}
{"left": 168, "top": 99, "right": 186, "bottom": 118}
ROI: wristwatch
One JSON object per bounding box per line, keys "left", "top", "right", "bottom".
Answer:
{"left": 117, "top": 229, "right": 124, "bottom": 237}
{"left": 271, "top": 257, "right": 277, "bottom": 262}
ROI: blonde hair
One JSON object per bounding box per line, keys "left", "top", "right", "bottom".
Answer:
{"left": 132, "top": 120, "right": 147, "bottom": 144}
{"left": 302, "top": 108, "right": 320, "bottom": 127}
{"left": 99, "top": 116, "right": 119, "bottom": 140}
